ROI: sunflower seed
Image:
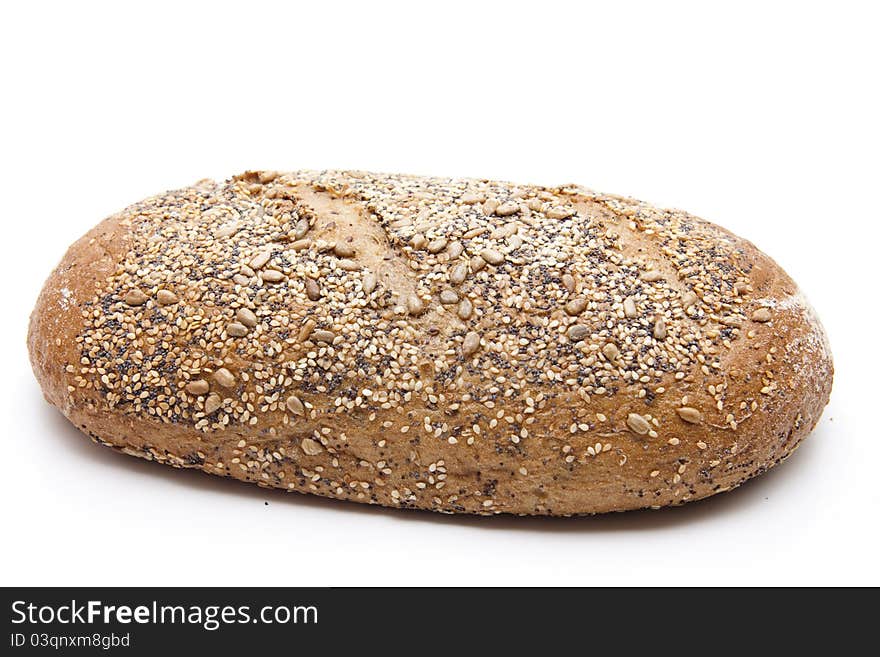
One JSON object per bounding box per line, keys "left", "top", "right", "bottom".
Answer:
{"left": 462, "top": 331, "right": 481, "bottom": 356}
{"left": 564, "top": 297, "right": 587, "bottom": 316}
{"left": 313, "top": 329, "right": 335, "bottom": 343}
{"left": 470, "top": 255, "right": 486, "bottom": 273}
{"left": 447, "top": 241, "right": 463, "bottom": 259}
{"left": 450, "top": 262, "right": 469, "bottom": 285}
{"left": 362, "top": 271, "right": 377, "bottom": 294}
{"left": 406, "top": 294, "right": 426, "bottom": 316}
{"left": 294, "top": 218, "right": 310, "bottom": 240}
{"left": 495, "top": 202, "right": 519, "bottom": 217}
{"left": 642, "top": 270, "right": 664, "bottom": 282}
{"left": 227, "top": 322, "right": 249, "bottom": 337}
{"left": 300, "top": 438, "right": 323, "bottom": 456}
{"left": 561, "top": 274, "right": 576, "bottom": 293}
{"left": 626, "top": 413, "right": 651, "bottom": 435}
{"left": 676, "top": 407, "right": 703, "bottom": 424}
{"left": 213, "top": 368, "right": 236, "bottom": 388}
{"left": 491, "top": 223, "right": 517, "bottom": 239}
{"left": 305, "top": 278, "right": 321, "bottom": 301}
{"left": 290, "top": 238, "right": 311, "bottom": 251}
{"left": 527, "top": 198, "right": 543, "bottom": 211}
{"left": 410, "top": 234, "right": 427, "bottom": 250}
{"left": 204, "top": 393, "right": 222, "bottom": 415}
{"left": 682, "top": 291, "right": 698, "bottom": 307}
{"left": 463, "top": 227, "right": 488, "bottom": 240}
{"left": 286, "top": 395, "right": 305, "bottom": 416}
{"left": 215, "top": 223, "right": 241, "bottom": 239}
{"left": 297, "top": 319, "right": 316, "bottom": 342}
{"left": 338, "top": 259, "right": 360, "bottom": 271}
{"left": 460, "top": 192, "right": 484, "bottom": 204}
{"left": 156, "top": 290, "right": 178, "bottom": 306}
{"left": 602, "top": 342, "right": 619, "bottom": 360}
{"left": 124, "top": 290, "right": 148, "bottom": 306}
{"left": 333, "top": 242, "right": 356, "bottom": 258}
{"left": 440, "top": 289, "right": 459, "bottom": 304}
{"left": 482, "top": 199, "right": 499, "bottom": 215}
{"left": 546, "top": 206, "right": 575, "bottom": 219}
{"left": 623, "top": 297, "right": 638, "bottom": 318}
{"left": 567, "top": 324, "right": 589, "bottom": 341}
{"left": 457, "top": 297, "right": 473, "bottom": 320}
{"left": 185, "top": 379, "right": 210, "bottom": 395}
{"left": 236, "top": 308, "right": 258, "bottom": 328}
{"left": 427, "top": 238, "right": 448, "bottom": 254}
{"left": 480, "top": 248, "right": 505, "bottom": 266}
{"left": 653, "top": 317, "right": 667, "bottom": 340}
{"left": 261, "top": 270, "right": 285, "bottom": 283}
{"left": 751, "top": 308, "right": 772, "bottom": 323}
{"left": 249, "top": 248, "right": 273, "bottom": 270}
{"left": 233, "top": 274, "right": 251, "bottom": 286}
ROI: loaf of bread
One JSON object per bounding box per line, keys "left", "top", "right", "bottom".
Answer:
{"left": 28, "top": 170, "right": 833, "bottom": 515}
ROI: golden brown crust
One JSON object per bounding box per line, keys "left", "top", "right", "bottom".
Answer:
{"left": 27, "top": 171, "right": 833, "bottom": 515}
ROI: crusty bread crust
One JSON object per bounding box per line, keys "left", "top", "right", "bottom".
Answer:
{"left": 28, "top": 171, "right": 833, "bottom": 515}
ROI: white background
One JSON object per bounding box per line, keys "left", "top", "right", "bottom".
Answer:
{"left": 1, "top": 1, "right": 877, "bottom": 586}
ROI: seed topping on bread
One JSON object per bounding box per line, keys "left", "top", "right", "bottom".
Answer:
{"left": 45, "top": 169, "right": 829, "bottom": 513}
